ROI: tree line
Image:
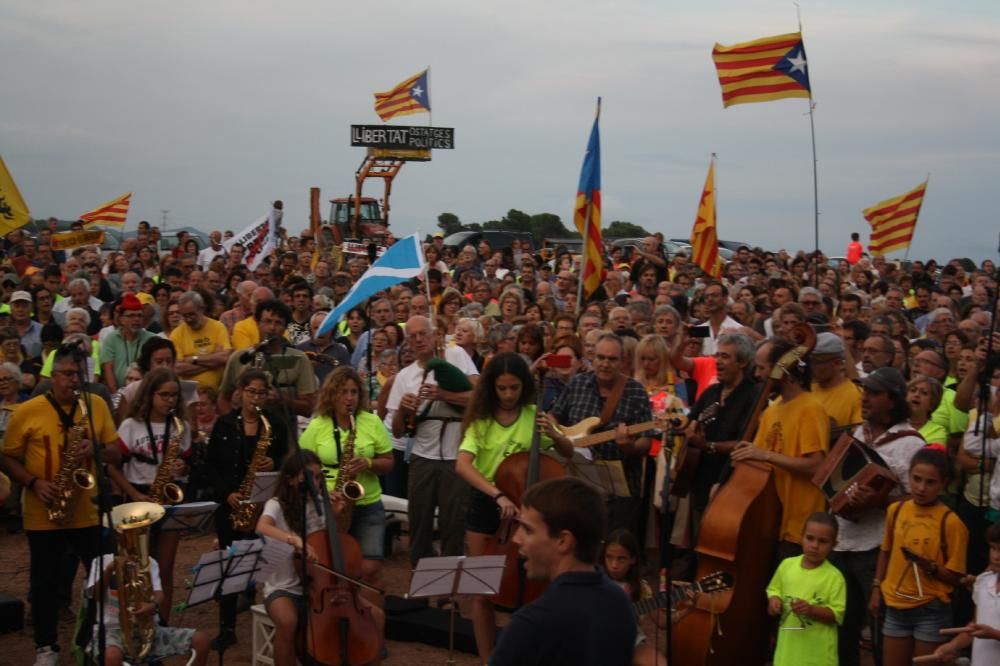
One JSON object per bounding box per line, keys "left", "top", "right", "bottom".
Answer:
{"left": 437, "top": 210, "right": 651, "bottom": 244}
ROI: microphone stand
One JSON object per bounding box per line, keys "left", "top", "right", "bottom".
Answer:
{"left": 78, "top": 352, "right": 112, "bottom": 665}
{"left": 299, "top": 452, "right": 322, "bottom": 666}
{"left": 657, "top": 424, "right": 678, "bottom": 666}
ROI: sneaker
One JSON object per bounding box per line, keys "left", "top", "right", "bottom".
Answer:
{"left": 34, "top": 646, "right": 59, "bottom": 666}
{"left": 210, "top": 628, "right": 238, "bottom": 652}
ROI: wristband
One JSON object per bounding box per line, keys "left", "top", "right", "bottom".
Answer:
{"left": 493, "top": 491, "right": 506, "bottom": 503}
{"left": 27, "top": 477, "right": 38, "bottom": 491}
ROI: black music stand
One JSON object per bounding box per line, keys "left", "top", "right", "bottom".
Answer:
{"left": 407, "top": 555, "right": 505, "bottom": 666}
{"left": 160, "top": 501, "right": 218, "bottom": 534}
{"left": 183, "top": 540, "right": 264, "bottom": 665}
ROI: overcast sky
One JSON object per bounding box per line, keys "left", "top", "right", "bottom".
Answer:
{"left": 2, "top": 1, "right": 999, "bottom": 261}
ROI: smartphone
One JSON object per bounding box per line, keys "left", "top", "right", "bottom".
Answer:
{"left": 545, "top": 354, "right": 573, "bottom": 368}
{"left": 687, "top": 325, "right": 711, "bottom": 339}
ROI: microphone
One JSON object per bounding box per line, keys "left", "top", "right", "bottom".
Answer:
{"left": 239, "top": 337, "right": 275, "bottom": 364}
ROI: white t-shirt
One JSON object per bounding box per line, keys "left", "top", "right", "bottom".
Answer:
{"left": 198, "top": 245, "right": 227, "bottom": 271}
{"left": 834, "top": 423, "right": 925, "bottom": 552}
{"left": 385, "top": 347, "right": 478, "bottom": 461}
{"left": 87, "top": 553, "right": 163, "bottom": 628}
{"left": 972, "top": 571, "right": 1000, "bottom": 665}
{"left": 118, "top": 417, "right": 193, "bottom": 486}
{"left": 963, "top": 415, "right": 1000, "bottom": 510}
{"left": 261, "top": 498, "right": 324, "bottom": 598}
{"left": 699, "top": 315, "right": 741, "bottom": 356}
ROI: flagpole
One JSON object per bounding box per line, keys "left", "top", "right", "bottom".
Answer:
{"left": 904, "top": 173, "right": 931, "bottom": 262}
{"left": 427, "top": 65, "right": 432, "bottom": 128}
{"left": 576, "top": 97, "right": 601, "bottom": 313}
{"left": 796, "top": 5, "right": 820, "bottom": 283}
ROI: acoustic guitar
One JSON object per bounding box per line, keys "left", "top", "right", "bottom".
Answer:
{"left": 632, "top": 570, "right": 733, "bottom": 620}
{"left": 669, "top": 402, "right": 719, "bottom": 497}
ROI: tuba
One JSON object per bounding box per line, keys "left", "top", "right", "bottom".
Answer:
{"left": 47, "top": 392, "right": 97, "bottom": 524}
{"left": 148, "top": 413, "right": 185, "bottom": 505}
{"left": 331, "top": 413, "right": 364, "bottom": 526}
{"left": 230, "top": 407, "right": 273, "bottom": 532}
{"left": 112, "top": 501, "right": 165, "bottom": 661}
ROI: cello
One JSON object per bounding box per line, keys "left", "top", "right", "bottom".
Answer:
{"left": 303, "top": 462, "right": 381, "bottom": 665}
{"left": 674, "top": 324, "right": 816, "bottom": 666}
{"left": 489, "top": 364, "right": 566, "bottom": 609}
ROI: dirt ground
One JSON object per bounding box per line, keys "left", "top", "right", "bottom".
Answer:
{"left": 0, "top": 527, "right": 483, "bottom": 665}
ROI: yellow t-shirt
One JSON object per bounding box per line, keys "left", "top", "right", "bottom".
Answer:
{"left": 231, "top": 317, "right": 260, "bottom": 352}
{"left": 880, "top": 499, "right": 968, "bottom": 609}
{"left": 1, "top": 392, "right": 119, "bottom": 531}
{"left": 753, "top": 393, "right": 830, "bottom": 544}
{"left": 810, "top": 379, "right": 862, "bottom": 430}
{"left": 170, "top": 318, "right": 232, "bottom": 390}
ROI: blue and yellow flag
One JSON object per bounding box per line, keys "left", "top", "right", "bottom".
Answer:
{"left": 573, "top": 99, "right": 604, "bottom": 299}
{"left": 0, "top": 155, "right": 31, "bottom": 235}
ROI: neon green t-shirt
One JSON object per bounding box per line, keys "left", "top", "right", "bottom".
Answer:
{"left": 40, "top": 340, "right": 102, "bottom": 379}
{"left": 766, "top": 555, "right": 846, "bottom": 666}
{"left": 459, "top": 405, "right": 553, "bottom": 483}
{"left": 299, "top": 410, "right": 391, "bottom": 507}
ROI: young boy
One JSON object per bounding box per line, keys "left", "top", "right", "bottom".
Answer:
{"left": 86, "top": 551, "right": 210, "bottom": 666}
{"left": 933, "top": 522, "right": 1000, "bottom": 664}
{"left": 767, "top": 512, "right": 847, "bottom": 666}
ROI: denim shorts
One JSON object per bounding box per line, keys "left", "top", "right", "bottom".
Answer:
{"left": 349, "top": 500, "right": 386, "bottom": 561}
{"left": 465, "top": 488, "right": 501, "bottom": 535}
{"left": 100, "top": 625, "right": 196, "bottom": 660}
{"left": 882, "top": 599, "right": 952, "bottom": 643}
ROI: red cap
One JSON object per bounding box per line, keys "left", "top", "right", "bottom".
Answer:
{"left": 118, "top": 293, "right": 144, "bottom": 312}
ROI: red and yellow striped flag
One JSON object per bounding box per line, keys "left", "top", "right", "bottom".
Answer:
{"left": 712, "top": 32, "right": 811, "bottom": 108}
{"left": 690, "top": 160, "right": 721, "bottom": 279}
{"left": 373, "top": 69, "right": 431, "bottom": 122}
{"left": 863, "top": 181, "right": 928, "bottom": 256}
{"left": 79, "top": 192, "right": 131, "bottom": 228}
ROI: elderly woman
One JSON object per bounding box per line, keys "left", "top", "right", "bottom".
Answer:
{"left": 484, "top": 322, "right": 516, "bottom": 367}
{"left": 496, "top": 288, "right": 524, "bottom": 324}
{"left": 455, "top": 317, "right": 485, "bottom": 372}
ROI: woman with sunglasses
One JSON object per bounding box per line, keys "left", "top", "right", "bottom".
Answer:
{"left": 205, "top": 369, "right": 289, "bottom": 650}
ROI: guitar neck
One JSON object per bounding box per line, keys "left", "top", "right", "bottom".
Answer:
{"left": 632, "top": 585, "right": 692, "bottom": 618}
{"left": 572, "top": 421, "right": 657, "bottom": 449}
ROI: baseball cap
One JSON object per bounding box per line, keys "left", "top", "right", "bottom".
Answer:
{"left": 860, "top": 367, "right": 907, "bottom": 396}
{"left": 812, "top": 332, "right": 844, "bottom": 357}
{"left": 1, "top": 274, "right": 18, "bottom": 287}
{"left": 118, "top": 293, "right": 144, "bottom": 312}
{"left": 9, "top": 290, "right": 32, "bottom": 303}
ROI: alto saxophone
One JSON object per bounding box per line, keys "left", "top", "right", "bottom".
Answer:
{"left": 47, "top": 392, "right": 97, "bottom": 525}
{"left": 230, "top": 407, "right": 272, "bottom": 532}
{"left": 112, "top": 501, "right": 165, "bottom": 661}
{"left": 148, "top": 413, "right": 185, "bottom": 505}
{"left": 332, "top": 413, "right": 364, "bottom": 526}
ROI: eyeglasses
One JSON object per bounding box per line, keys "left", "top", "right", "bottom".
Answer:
{"left": 0, "top": 376, "right": 14, "bottom": 383}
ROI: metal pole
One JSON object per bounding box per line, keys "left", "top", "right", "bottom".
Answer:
{"left": 576, "top": 203, "right": 592, "bottom": 312}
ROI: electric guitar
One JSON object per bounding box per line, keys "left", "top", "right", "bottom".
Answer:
{"left": 563, "top": 401, "right": 688, "bottom": 449}
{"left": 632, "top": 570, "right": 733, "bottom": 620}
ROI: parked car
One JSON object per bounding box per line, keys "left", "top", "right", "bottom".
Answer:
{"left": 442, "top": 230, "right": 535, "bottom": 253}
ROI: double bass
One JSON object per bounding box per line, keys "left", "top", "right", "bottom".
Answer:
{"left": 674, "top": 324, "right": 816, "bottom": 665}
{"left": 303, "top": 464, "right": 381, "bottom": 665}
{"left": 489, "top": 365, "right": 566, "bottom": 609}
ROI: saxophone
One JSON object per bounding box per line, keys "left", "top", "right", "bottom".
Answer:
{"left": 47, "top": 392, "right": 97, "bottom": 524}
{"left": 229, "top": 407, "right": 272, "bottom": 532}
{"left": 112, "top": 501, "right": 165, "bottom": 661}
{"left": 331, "top": 413, "right": 364, "bottom": 526}
{"left": 148, "top": 413, "right": 185, "bottom": 505}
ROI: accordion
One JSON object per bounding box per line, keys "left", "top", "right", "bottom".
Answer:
{"left": 812, "top": 432, "right": 900, "bottom": 522}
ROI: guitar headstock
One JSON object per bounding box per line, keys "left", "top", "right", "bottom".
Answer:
{"left": 694, "top": 570, "right": 734, "bottom": 594}
{"left": 698, "top": 403, "right": 721, "bottom": 426}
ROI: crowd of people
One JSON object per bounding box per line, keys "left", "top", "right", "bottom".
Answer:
{"left": 0, "top": 216, "right": 999, "bottom": 666}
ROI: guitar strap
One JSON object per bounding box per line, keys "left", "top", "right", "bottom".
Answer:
{"left": 600, "top": 373, "right": 627, "bottom": 426}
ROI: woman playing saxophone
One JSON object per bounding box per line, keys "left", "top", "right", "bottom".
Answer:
{"left": 106, "top": 368, "right": 192, "bottom": 625}
{"left": 205, "top": 369, "right": 288, "bottom": 651}
{"left": 300, "top": 366, "right": 394, "bottom": 601}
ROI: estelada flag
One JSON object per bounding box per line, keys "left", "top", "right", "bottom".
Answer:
{"left": 573, "top": 100, "right": 604, "bottom": 300}
{"left": 0, "top": 155, "right": 32, "bottom": 235}
{"left": 712, "top": 32, "right": 811, "bottom": 108}
{"left": 79, "top": 192, "right": 131, "bottom": 228}
{"left": 690, "top": 159, "right": 722, "bottom": 279}
{"left": 374, "top": 69, "right": 431, "bottom": 122}
{"left": 864, "top": 180, "right": 928, "bottom": 256}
